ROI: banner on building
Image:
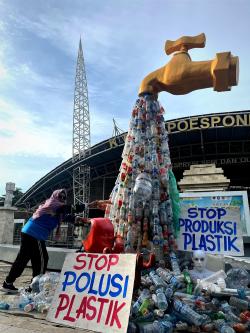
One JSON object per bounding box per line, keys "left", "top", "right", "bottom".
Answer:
{"left": 47, "top": 253, "right": 137, "bottom": 333}
{"left": 177, "top": 191, "right": 250, "bottom": 255}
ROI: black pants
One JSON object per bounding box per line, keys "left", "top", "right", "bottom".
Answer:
{"left": 6, "top": 233, "right": 49, "bottom": 283}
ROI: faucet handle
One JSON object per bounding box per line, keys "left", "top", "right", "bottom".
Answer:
{"left": 165, "top": 33, "right": 206, "bottom": 55}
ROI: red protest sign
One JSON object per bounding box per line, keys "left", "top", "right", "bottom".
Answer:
{"left": 47, "top": 253, "right": 136, "bottom": 333}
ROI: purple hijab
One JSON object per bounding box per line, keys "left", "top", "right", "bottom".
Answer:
{"left": 32, "top": 189, "right": 66, "bottom": 219}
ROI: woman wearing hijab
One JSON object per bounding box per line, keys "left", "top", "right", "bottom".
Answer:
{"left": 2, "top": 189, "right": 67, "bottom": 293}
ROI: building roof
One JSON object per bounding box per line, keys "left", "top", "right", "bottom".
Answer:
{"left": 17, "top": 110, "right": 250, "bottom": 208}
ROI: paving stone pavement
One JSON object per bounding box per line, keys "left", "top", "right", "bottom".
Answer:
{"left": 0, "top": 261, "right": 95, "bottom": 333}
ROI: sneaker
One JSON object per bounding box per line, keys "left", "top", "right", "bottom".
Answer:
{"left": 2, "top": 280, "right": 19, "bottom": 293}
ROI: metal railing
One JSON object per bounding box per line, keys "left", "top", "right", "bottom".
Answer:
{"left": 13, "top": 222, "right": 90, "bottom": 249}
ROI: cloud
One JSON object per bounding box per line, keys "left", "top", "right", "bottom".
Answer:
{"left": 0, "top": 98, "right": 71, "bottom": 158}
{"left": 0, "top": 154, "right": 64, "bottom": 195}
{"left": 0, "top": 64, "right": 7, "bottom": 79}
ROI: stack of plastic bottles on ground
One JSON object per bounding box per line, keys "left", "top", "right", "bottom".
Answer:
{"left": 105, "top": 94, "right": 180, "bottom": 259}
{"left": 128, "top": 265, "right": 250, "bottom": 333}
{"left": 0, "top": 272, "right": 60, "bottom": 313}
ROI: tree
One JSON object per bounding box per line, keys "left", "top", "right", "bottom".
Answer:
{"left": 12, "top": 187, "right": 24, "bottom": 205}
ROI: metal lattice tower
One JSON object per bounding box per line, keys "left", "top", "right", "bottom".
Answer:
{"left": 72, "top": 38, "right": 90, "bottom": 217}
{"left": 112, "top": 118, "right": 124, "bottom": 137}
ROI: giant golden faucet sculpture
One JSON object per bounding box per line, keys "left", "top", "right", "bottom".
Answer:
{"left": 139, "top": 33, "right": 239, "bottom": 96}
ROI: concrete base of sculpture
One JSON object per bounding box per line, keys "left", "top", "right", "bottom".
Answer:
{"left": 0, "top": 207, "right": 17, "bottom": 244}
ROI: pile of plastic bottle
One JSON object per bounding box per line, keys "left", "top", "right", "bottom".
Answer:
{"left": 104, "top": 94, "right": 250, "bottom": 332}
{"left": 0, "top": 272, "right": 60, "bottom": 313}
{"left": 105, "top": 94, "right": 180, "bottom": 259}
{"left": 128, "top": 264, "right": 250, "bottom": 333}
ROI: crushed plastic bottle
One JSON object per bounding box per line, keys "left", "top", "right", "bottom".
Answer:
{"left": 221, "top": 302, "right": 240, "bottom": 323}
{"left": 39, "top": 272, "right": 60, "bottom": 293}
{"left": 30, "top": 274, "right": 43, "bottom": 293}
{"left": 214, "top": 319, "right": 235, "bottom": 333}
{"left": 153, "top": 319, "right": 173, "bottom": 333}
{"left": 226, "top": 268, "right": 250, "bottom": 289}
{"left": 173, "top": 299, "right": 206, "bottom": 326}
{"left": 229, "top": 296, "right": 249, "bottom": 311}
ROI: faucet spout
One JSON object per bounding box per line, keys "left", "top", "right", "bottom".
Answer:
{"left": 138, "top": 33, "right": 239, "bottom": 96}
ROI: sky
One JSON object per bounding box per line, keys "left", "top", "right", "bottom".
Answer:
{"left": 0, "top": 0, "right": 250, "bottom": 195}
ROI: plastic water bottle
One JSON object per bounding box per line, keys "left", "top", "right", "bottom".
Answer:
{"left": 24, "top": 302, "right": 36, "bottom": 312}
{"left": 160, "top": 167, "right": 169, "bottom": 187}
{"left": 36, "top": 302, "right": 50, "bottom": 314}
{"left": 137, "top": 322, "right": 155, "bottom": 333}
{"left": 169, "top": 252, "right": 181, "bottom": 275}
{"left": 156, "top": 287, "right": 168, "bottom": 311}
{"left": 229, "top": 296, "right": 249, "bottom": 311}
{"left": 132, "top": 289, "right": 150, "bottom": 314}
{"left": 149, "top": 271, "right": 166, "bottom": 289}
{"left": 9, "top": 294, "right": 32, "bottom": 310}
{"left": 127, "top": 322, "right": 138, "bottom": 333}
{"left": 173, "top": 299, "right": 205, "bottom": 326}
{"left": 165, "top": 287, "right": 173, "bottom": 301}
{"left": 159, "top": 203, "right": 168, "bottom": 224}
{"left": 125, "top": 225, "right": 136, "bottom": 252}
{"left": 152, "top": 233, "right": 163, "bottom": 262}
{"left": 156, "top": 267, "right": 172, "bottom": 281}
{"left": 221, "top": 302, "right": 240, "bottom": 323}
{"left": 183, "top": 271, "right": 193, "bottom": 294}
{"left": 175, "top": 322, "right": 189, "bottom": 331}
{"left": 32, "top": 290, "right": 53, "bottom": 313}
{"left": 153, "top": 320, "right": 173, "bottom": 333}
{"left": 152, "top": 200, "right": 158, "bottom": 215}
{"left": 154, "top": 309, "right": 165, "bottom": 318}
{"left": 214, "top": 319, "right": 235, "bottom": 333}
{"left": 0, "top": 302, "right": 10, "bottom": 310}
{"left": 135, "top": 201, "right": 143, "bottom": 219}
{"left": 39, "top": 272, "right": 60, "bottom": 292}
{"left": 30, "top": 274, "right": 43, "bottom": 292}
{"left": 156, "top": 267, "right": 181, "bottom": 288}
{"left": 139, "top": 298, "right": 151, "bottom": 315}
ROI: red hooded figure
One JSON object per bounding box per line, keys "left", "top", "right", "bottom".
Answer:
{"left": 83, "top": 218, "right": 115, "bottom": 253}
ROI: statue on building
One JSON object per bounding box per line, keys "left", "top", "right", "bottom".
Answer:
{"left": 4, "top": 182, "right": 15, "bottom": 208}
